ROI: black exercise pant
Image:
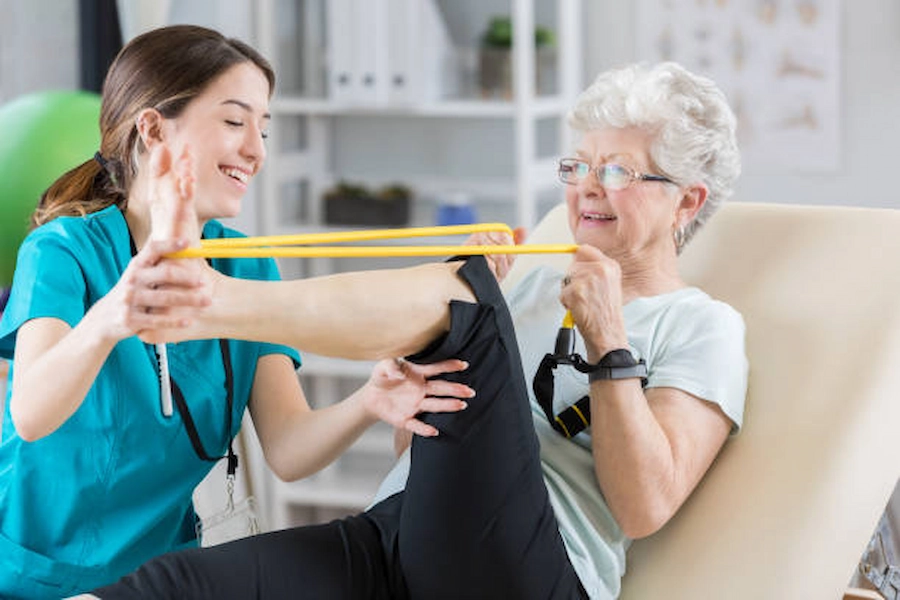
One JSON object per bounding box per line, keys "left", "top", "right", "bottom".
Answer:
{"left": 94, "top": 256, "right": 588, "bottom": 599}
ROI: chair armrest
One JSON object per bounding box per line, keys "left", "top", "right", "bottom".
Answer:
{"left": 843, "top": 588, "right": 884, "bottom": 600}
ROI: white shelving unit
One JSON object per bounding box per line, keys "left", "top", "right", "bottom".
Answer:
{"left": 249, "top": 0, "right": 583, "bottom": 530}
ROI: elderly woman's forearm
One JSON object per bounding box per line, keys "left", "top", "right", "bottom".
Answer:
{"left": 590, "top": 384, "right": 732, "bottom": 538}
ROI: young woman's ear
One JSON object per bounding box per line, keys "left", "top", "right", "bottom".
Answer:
{"left": 134, "top": 108, "right": 166, "bottom": 149}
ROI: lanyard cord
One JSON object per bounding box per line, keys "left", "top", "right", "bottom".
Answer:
{"left": 166, "top": 341, "right": 239, "bottom": 477}
{"left": 127, "top": 224, "right": 239, "bottom": 477}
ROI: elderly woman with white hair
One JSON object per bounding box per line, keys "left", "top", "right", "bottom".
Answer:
{"left": 89, "top": 61, "right": 748, "bottom": 600}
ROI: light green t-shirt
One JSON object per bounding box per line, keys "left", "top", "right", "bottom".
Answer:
{"left": 372, "top": 264, "right": 748, "bottom": 599}
{"left": 509, "top": 265, "right": 747, "bottom": 598}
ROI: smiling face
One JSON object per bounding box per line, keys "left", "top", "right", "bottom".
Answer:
{"left": 158, "top": 61, "right": 271, "bottom": 222}
{"left": 565, "top": 127, "right": 700, "bottom": 268}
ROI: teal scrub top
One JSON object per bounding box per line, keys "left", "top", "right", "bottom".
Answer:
{"left": 0, "top": 206, "right": 301, "bottom": 599}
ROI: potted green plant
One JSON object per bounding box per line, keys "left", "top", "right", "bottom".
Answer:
{"left": 323, "top": 181, "right": 411, "bottom": 226}
{"left": 374, "top": 183, "right": 412, "bottom": 225}
{"left": 479, "top": 16, "right": 556, "bottom": 99}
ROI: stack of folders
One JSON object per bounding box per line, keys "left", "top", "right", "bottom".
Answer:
{"left": 326, "top": 0, "right": 460, "bottom": 105}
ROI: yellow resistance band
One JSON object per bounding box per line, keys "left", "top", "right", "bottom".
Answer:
{"left": 166, "top": 221, "right": 578, "bottom": 332}
{"left": 198, "top": 223, "right": 516, "bottom": 248}
{"left": 168, "top": 223, "right": 578, "bottom": 259}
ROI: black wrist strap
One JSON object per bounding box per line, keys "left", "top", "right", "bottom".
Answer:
{"left": 587, "top": 363, "right": 648, "bottom": 383}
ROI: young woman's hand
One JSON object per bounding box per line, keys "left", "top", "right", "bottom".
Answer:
{"left": 363, "top": 358, "right": 474, "bottom": 438}
{"left": 464, "top": 227, "right": 527, "bottom": 281}
{"left": 132, "top": 143, "right": 212, "bottom": 344}
{"left": 92, "top": 237, "right": 210, "bottom": 344}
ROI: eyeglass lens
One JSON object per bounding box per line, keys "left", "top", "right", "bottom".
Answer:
{"left": 560, "top": 160, "right": 634, "bottom": 191}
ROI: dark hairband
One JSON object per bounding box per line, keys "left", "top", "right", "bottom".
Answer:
{"left": 93, "top": 151, "right": 122, "bottom": 189}
{"left": 94, "top": 151, "right": 109, "bottom": 170}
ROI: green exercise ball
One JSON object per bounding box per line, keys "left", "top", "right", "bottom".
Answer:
{"left": 0, "top": 90, "right": 102, "bottom": 287}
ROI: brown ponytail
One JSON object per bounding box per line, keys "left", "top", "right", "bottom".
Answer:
{"left": 32, "top": 155, "right": 126, "bottom": 228}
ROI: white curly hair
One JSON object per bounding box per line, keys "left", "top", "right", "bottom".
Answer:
{"left": 567, "top": 62, "right": 741, "bottom": 250}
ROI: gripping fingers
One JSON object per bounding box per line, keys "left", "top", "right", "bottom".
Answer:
{"left": 410, "top": 358, "right": 469, "bottom": 378}
{"left": 405, "top": 419, "right": 439, "bottom": 438}
{"left": 139, "top": 311, "right": 193, "bottom": 330}
{"left": 137, "top": 239, "right": 190, "bottom": 268}
{"left": 131, "top": 243, "right": 208, "bottom": 303}
{"left": 129, "top": 288, "right": 208, "bottom": 334}
{"left": 141, "top": 287, "right": 210, "bottom": 310}
{"left": 132, "top": 270, "right": 194, "bottom": 295}
{"left": 424, "top": 379, "right": 474, "bottom": 401}
{"left": 418, "top": 397, "right": 468, "bottom": 414}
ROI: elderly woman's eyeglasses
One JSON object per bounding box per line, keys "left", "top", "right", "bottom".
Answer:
{"left": 557, "top": 158, "right": 675, "bottom": 191}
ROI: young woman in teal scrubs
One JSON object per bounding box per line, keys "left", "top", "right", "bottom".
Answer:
{"left": 0, "top": 25, "right": 470, "bottom": 599}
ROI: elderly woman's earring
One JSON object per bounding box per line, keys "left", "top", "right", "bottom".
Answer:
{"left": 673, "top": 225, "right": 687, "bottom": 252}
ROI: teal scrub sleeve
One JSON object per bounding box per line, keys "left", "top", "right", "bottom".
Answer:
{"left": 0, "top": 230, "right": 87, "bottom": 359}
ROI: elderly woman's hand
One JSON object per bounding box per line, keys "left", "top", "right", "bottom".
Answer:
{"left": 559, "top": 245, "right": 630, "bottom": 361}
{"left": 464, "top": 227, "right": 527, "bottom": 281}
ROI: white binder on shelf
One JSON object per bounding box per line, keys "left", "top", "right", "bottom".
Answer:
{"left": 416, "top": 0, "right": 459, "bottom": 102}
{"left": 325, "top": 0, "right": 357, "bottom": 103}
{"left": 352, "top": 0, "right": 389, "bottom": 104}
{"left": 327, "top": 0, "right": 457, "bottom": 106}
{"left": 386, "top": 0, "right": 418, "bottom": 105}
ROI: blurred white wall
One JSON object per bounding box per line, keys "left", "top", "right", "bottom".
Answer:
{"left": 0, "top": 0, "right": 79, "bottom": 103}
{"left": 584, "top": 2, "right": 900, "bottom": 210}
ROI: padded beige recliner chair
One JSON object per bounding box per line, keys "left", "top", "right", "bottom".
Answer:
{"left": 502, "top": 201, "right": 900, "bottom": 599}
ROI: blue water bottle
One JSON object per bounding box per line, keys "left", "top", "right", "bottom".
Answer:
{"left": 436, "top": 191, "right": 476, "bottom": 226}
